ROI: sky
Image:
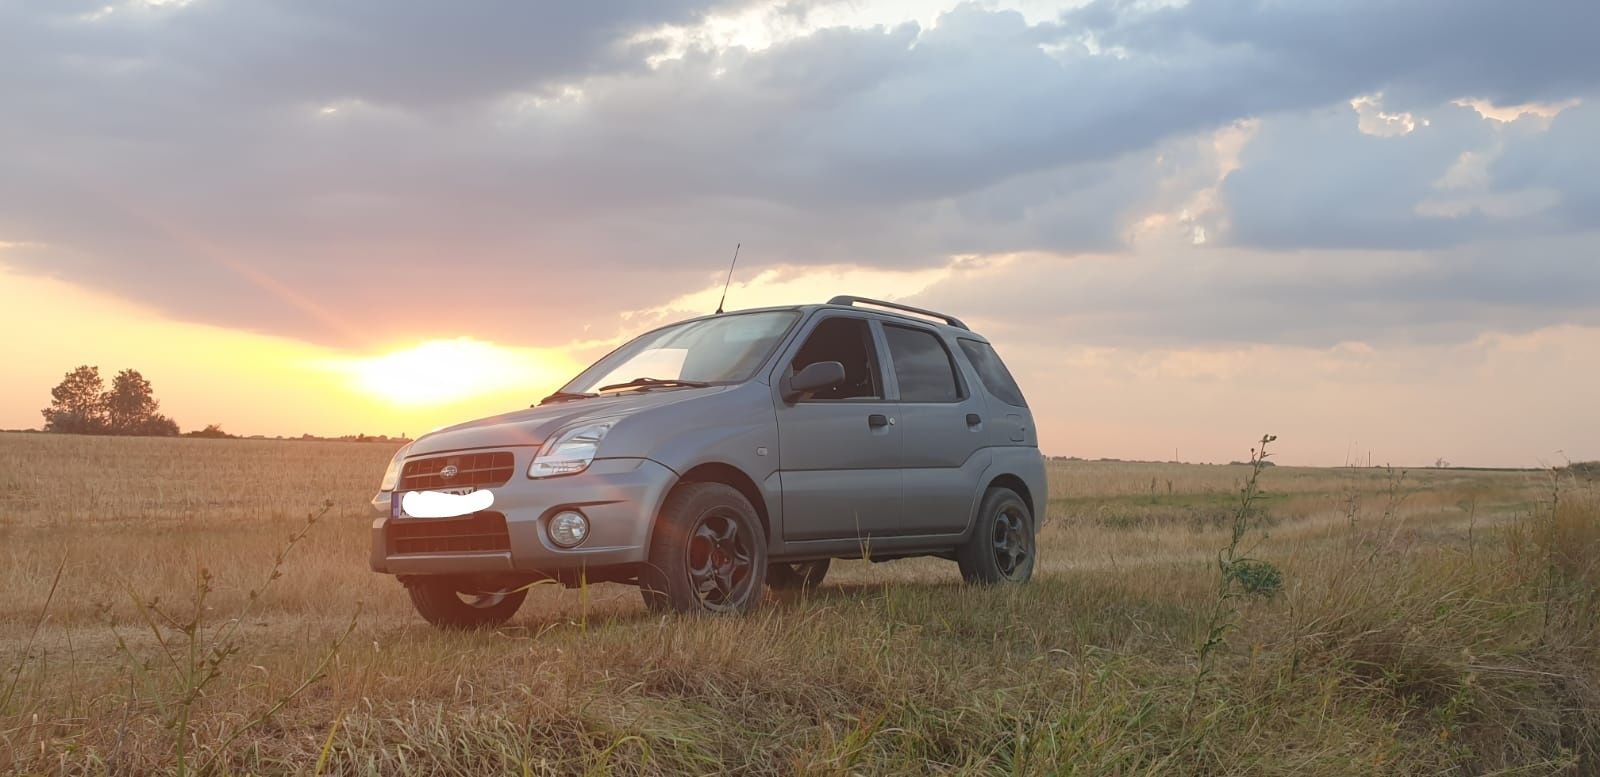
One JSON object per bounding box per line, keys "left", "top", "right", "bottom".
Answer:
{"left": 2, "top": 0, "right": 1597, "bottom": 466}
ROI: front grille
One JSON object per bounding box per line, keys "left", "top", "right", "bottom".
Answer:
{"left": 389, "top": 512, "right": 511, "bottom": 555}
{"left": 399, "top": 451, "right": 515, "bottom": 491}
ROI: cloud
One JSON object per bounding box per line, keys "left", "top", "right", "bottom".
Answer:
{"left": 1220, "top": 100, "right": 1499, "bottom": 250}
{"left": 1064, "top": 0, "right": 1600, "bottom": 109}
{"left": 0, "top": 1, "right": 735, "bottom": 111}
{"left": 910, "top": 230, "right": 1600, "bottom": 349}
{"left": 0, "top": 0, "right": 1596, "bottom": 354}
{"left": 1493, "top": 100, "right": 1600, "bottom": 229}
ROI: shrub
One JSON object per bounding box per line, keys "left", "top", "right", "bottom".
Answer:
{"left": 1226, "top": 558, "right": 1284, "bottom": 597}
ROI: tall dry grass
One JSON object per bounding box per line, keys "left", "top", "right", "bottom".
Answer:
{"left": 1, "top": 432, "right": 1595, "bottom": 775}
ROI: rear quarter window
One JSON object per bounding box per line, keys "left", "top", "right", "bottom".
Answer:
{"left": 958, "top": 339, "right": 1027, "bottom": 407}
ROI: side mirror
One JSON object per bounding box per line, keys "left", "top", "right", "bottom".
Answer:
{"left": 781, "top": 361, "right": 845, "bottom": 403}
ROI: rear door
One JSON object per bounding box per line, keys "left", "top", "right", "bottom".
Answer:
{"left": 956, "top": 337, "right": 1034, "bottom": 446}
{"left": 880, "top": 322, "right": 986, "bottom": 535}
{"left": 772, "top": 313, "right": 904, "bottom": 541}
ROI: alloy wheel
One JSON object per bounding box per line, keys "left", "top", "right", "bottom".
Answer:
{"left": 992, "top": 507, "right": 1030, "bottom": 579}
{"left": 686, "top": 510, "right": 756, "bottom": 610}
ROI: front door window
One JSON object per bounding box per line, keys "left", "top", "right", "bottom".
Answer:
{"left": 789, "top": 317, "right": 882, "bottom": 401}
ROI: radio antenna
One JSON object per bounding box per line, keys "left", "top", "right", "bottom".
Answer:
{"left": 714, "top": 243, "right": 741, "bottom": 314}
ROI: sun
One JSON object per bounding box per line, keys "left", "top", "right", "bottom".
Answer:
{"left": 334, "top": 338, "right": 570, "bottom": 406}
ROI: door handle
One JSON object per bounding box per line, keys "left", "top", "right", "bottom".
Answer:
{"left": 966, "top": 413, "right": 982, "bottom": 427}
{"left": 867, "top": 413, "right": 891, "bottom": 428}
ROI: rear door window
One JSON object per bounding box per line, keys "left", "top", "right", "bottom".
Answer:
{"left": 883, "top": 324, "right": 961, "bottom": 402}
{"left": 958, "top": 339, "right": 1027, "bottom": 407}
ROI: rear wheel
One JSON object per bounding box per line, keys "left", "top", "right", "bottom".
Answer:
{"left": 766, "top": 558, "right": 831, "bottom": 590}
{"left": 639, "top": 482, "right": 769, "bottom": 614}
{"left": 405, "top": 576, "right": 527, "bottom": 630}
{"left": 956, "top": 487, "right": 1035, "bottom": 584}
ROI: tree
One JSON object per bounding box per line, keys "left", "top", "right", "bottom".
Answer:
{"left": 105, "top": 369, "right": 158, "bottom": 434}
{"left": 42, "top": 366, "right": 179, "bottom": 436}
{"left": 41, "top": 365, "right": 107, "bottom": 434}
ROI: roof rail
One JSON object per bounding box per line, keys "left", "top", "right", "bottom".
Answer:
{"left": 826, "top": 295, "right": 969, "bottom": 330}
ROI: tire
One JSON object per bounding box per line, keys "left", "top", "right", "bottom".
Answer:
{"left": 639, "top": 482, "right": 769, "bottom": 614}
{"left": 766, "top": 558, "right": 830, "bottom": 590}
{"left": 956, "top": 487, "right": 1036, "bottom": 584}
{"left": 405, "top": 576, "right": 527, "bottom": 630}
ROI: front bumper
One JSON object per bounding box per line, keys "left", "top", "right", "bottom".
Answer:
{"left": 370, "top": 455, "right": 677, "bottom": 576}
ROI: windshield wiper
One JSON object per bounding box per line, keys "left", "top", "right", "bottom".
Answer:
{"left": 536, "top": 390, "right": 598, "bottom": 406}
{"left": 597, "top": 376, "right": 712, "bottom": 393}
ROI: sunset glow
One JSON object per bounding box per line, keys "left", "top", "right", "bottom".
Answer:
{"left": 332, "top": 338, "right": 571, "bottom": 407}
{"left": 0, "top": 267, "right": 589, "bottom": 439}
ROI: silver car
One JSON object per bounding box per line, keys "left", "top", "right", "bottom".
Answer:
{"left": 371, "top": 296, "right": 1045, "bottom": 628}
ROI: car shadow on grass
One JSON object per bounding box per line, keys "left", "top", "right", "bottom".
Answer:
{"left": 377, "top": 577, "right": 990, "bottom": 642}
{"left": 764, "top": 578, "right": 967, "bottom": 608}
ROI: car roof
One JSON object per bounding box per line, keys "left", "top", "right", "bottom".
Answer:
{"left": 692, "top": 301, "right": 988, "bottom": 341}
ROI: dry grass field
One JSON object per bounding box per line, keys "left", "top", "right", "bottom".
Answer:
{"left": 2, "top": 432, "right": 1598, "bottom": 775}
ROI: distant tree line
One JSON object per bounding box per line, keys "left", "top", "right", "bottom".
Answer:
{"left": 1565, "top": 461, "right": 1600, "bottom": 480}
{"left": 41, "top": 365, "right": 179, "bottom": 436}
{"left": 34, "top": 366, "right": 408, "bottom": 441}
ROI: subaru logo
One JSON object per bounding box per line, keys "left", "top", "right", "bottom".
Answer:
{"left": 439, "top": 464, "right": 459, "bottom": 479}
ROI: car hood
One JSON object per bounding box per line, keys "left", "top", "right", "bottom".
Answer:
{"left": 405, "top": 386, "right": 729, "bottom": 457}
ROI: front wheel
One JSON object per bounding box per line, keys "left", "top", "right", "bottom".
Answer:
{"left": 639, "top": 482, "right": 769, "bottom": 614}
{"left": 405, "top": 577, "right": 527, "bottom": 630}
{"left": 956, "top": 487, "right": 1036, "bottom": 584}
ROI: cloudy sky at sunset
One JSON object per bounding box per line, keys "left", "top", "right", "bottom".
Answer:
{"left": 3, "top": 0, "right": 1597, "bottom": 466}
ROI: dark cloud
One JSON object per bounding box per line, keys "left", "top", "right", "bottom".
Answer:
{"left": 913, "top": 232, "right": 1600, "bottom": 349}
{"left": 1218, "top": 98, "right": 1600, "bottom": 252}
{"left": 1064, "top": 0, "right": 1600, "bottom": 109}
{"left": 1493, "top": 101, "right": 1600, "bottom": 229}
{"left": 0, "top": 1, "right": 732, "bottom": 110}
{"left": 0, "top": 0, "right": 1596, "bottom": 348}
{"left": 1221, "top": 102, "right": 1497, "bottom": 251}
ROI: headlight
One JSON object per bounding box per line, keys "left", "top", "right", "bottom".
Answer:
{"left": 379, "top": 442, "right": 413, "bottom": 492}
{"left": 529, "top": 421, "right": 615, "bottom": 478}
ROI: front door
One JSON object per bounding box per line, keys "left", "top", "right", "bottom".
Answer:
{"left": 773, "top": 314, "right": 903, "bottom": 541}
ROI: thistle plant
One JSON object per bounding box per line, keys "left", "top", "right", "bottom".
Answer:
{"left": 102, "top": 500, "right": 359, "bottom": 775}
{"left": 1185, "top": 433, "right": 1279, "bottom": 729}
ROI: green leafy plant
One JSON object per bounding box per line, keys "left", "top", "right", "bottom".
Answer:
{"left": 1225, "top": 558, "right": 1283, "bottom": 598}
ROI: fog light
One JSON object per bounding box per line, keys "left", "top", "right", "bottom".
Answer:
{"left": 549, "top": 510, "right": 590, "bottom": 548}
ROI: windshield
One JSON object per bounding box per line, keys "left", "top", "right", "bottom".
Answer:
{"left": 561, "top": 310, "right": 800, "bottom": 395}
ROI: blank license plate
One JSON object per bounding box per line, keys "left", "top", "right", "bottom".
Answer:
{"left": 392, "top": 487, "right": 476, "bottom": 519}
